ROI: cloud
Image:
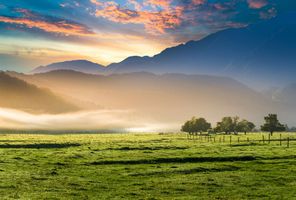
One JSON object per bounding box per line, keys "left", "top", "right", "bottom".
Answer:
{"left": 128, "top": 0, "right": 143, "bottom": 11}
{"left": 192, "top": 0, "right": 206, "bottom": 6}
{"left": 91, "top": 0, "right": 186, "bottom": 34}
{"left": 0, "top": 9, "right": 95, "bottom": 37}
{"left": 247, "top": 0, "right": 268, "bottom": 9}
{"left": 145, "top": 0, "right": 172, "bottom": 10}
{"left": 90, "top": 0, "right": 252, "bottom": 35}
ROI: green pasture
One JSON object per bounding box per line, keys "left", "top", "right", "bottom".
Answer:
{"left": 0, "top": 132, "right": 295, "bottom": 199}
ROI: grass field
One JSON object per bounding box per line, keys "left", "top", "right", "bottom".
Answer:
{"left": 0, "top": 132, "right": 296, "bottom": 199}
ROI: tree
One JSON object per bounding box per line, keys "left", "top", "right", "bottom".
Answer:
{"left": 181, "top": 117, "right": 211, "bottom": 135}
{"left": 193, "top": 118, "right": 211, "bottom": 133}
{"left": 181, "top": 119, "right": 193, "bottom": 134}
{"left": 261, "top": 114, "right": 286, "bottom": 136}
{"left": 237, "top": 120, "right": 255, "bottom": 135}
{"left": 215, "top": 116, "right": 237, "bottom": 134}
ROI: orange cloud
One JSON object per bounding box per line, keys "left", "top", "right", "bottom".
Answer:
{"left": 90, "top": 0, "right": 104, "bottom": 6}
{"left": 247, "top": 0, "right": 268, "bottom": 9}
{"left": 0, "top": 16, "right": 95, "bottom": 37}
{"left": 92, "top": 0, "right": 184, "bottom": 34}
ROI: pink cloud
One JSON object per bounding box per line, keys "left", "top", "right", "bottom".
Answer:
{"left": 92, "top": 0, "right": 185, "bottom": 34}
{"left": 90, "top": 0, "right": 246, "bottom": 36}
{"left": 0, "top": 9, "right": 95, "bottom": 36}
{"left": 192, "top": 0, "right": 205, "bottom": 6}
{"left": 247, "top": 0, "right": 268, "bottom": 9}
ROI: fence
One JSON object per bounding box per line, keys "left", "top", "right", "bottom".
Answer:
{"left": 186, "top": 133, "right": 296, "bottom": 148}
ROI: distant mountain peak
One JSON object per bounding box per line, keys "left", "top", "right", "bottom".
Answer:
{"left": 49, "top": 59, "right": 102, "bottom": 65}
{"left": 31, "top": 60, "right": 106, "bottom": 75}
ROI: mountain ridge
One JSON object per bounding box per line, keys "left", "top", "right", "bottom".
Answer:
{"left": 8, "top": 70, "right": 291, "bottom": 126}
{"left": 29, "top": 13, "right": 296, "bottom": 88}
{"left": 106, "top": 13, "right": 296, "bottom": 87}
{"left": 31, "top": 60, "right": 106, "bottom": 75}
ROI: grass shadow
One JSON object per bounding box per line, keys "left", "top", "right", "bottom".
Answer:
{"left": 89, "top": 155, "right": 256, "bottom": 165}
{"left": 107, "top": 146, "right": 188, "bottom": 151}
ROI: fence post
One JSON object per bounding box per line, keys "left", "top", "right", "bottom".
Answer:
{"left": 268, "top": 134, "right": 271, "bottom": 144}
{"left": 238, "top": 137, "right": 240, "bottom": 143}
{"left": 280, "top": 134, "right": 282, "bottom": 146}
{"left": 287, "top": 137, "right": 290, "bottom": 148}
{"left": 262, "top": 135, "right": 265, "bottom": 144}
{"left": 247, "top": 137, "right": 249, "bottom": 143}
{"left": 230, "top": 136, "right": 232, "bottom": 146}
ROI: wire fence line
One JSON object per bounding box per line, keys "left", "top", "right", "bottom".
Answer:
{"left": 186, "top": 133, "right": 296, "bottom": 148}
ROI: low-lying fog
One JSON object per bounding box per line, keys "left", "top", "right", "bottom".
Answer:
{"left": 0, "top": 108, "right": 174, "bottom": 132}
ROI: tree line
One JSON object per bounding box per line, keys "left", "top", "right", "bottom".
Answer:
{"left": 181, "top": 114, "right": 286, "bottom": 136}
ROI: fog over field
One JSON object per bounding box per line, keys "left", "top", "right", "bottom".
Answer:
{"left": 0, "top": 107, "right": 173, "bottom": 131}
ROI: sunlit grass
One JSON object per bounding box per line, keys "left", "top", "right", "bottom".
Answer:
{"left": 0, "top": 132, "right": 295, "bottom": 199}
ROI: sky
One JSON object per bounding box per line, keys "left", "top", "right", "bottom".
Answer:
{"left": 0, "top": 0, "right": 293, "bottom": 72}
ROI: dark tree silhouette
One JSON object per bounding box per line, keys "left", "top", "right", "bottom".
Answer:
{"left": 261, "top": 114, "right": 286, "bottom": 136}
{"left": 193, "top": 118, "right": 211, "bottom": 133}
{"left": 237, "top": 120, "right": 255, "bottom": 135}
{"left": 181, "top": 120, "right": 192, "bottom": 135}
{"left": 181, "top": 117, "right": 211, "bottom": 135}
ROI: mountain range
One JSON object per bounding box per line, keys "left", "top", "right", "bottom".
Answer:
{"left": 8, "top": 70, "right": 295, "bottom": 126}
{"left": 30, "top": 13, "right": 296, "bottom": 88}
{"left": 106, "top": 13, "right": 296, "bottom": 87}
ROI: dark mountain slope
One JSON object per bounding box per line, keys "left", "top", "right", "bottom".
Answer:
{"left": 0, "top": 72, "right": 78, "bottom": 113}
{"left": 107, "top": 13, "right": 296, "bottom": 87}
